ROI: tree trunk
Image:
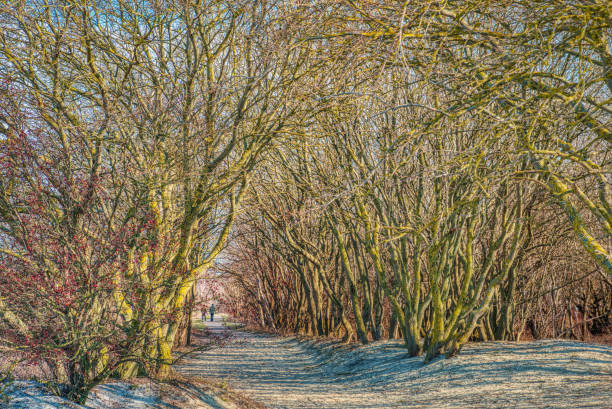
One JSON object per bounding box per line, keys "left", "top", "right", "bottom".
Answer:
{"left": 173, "top": 282, "right": 196, "bottom": 347}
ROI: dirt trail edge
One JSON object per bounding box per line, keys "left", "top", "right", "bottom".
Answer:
{"left": 174, "top": 316, "right": 612, "bottom": 409}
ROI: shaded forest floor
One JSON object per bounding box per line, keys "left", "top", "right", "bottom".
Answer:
{"left": 3, "top": 315, "right": 611, "bottom": 408}
{"left": 175, "top": 316, "right": 612, "bottom": 409}
{"left": 2, "top": 316, "right": 260, "bottom": 408}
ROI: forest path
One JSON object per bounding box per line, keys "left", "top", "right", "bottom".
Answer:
{"left": 175, "top": 316, "right": 612, "bottom": 409}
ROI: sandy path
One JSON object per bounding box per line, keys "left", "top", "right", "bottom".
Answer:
{"left": 175, "top": 316, "right": 612, "bottom": 409}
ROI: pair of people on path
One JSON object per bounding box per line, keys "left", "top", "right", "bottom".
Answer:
{"left": 201, "top": 303, "right": 215, "bottom": 322}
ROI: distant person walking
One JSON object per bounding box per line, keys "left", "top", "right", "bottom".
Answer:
{"left": 201, "top": 305, "right": 207, "bottom": 322}
{"left": 209, "top": 303, "right": 215, "bottom": 322}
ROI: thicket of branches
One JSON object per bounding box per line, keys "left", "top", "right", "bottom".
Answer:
{"left": 223, "top": 0, "right": 611, "bottom": 361}
{"left": 0, "top": 0, "right": 312, "bottom": 402}
{"left": 0, "top": 0, "right": 610, "bottom": 403}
